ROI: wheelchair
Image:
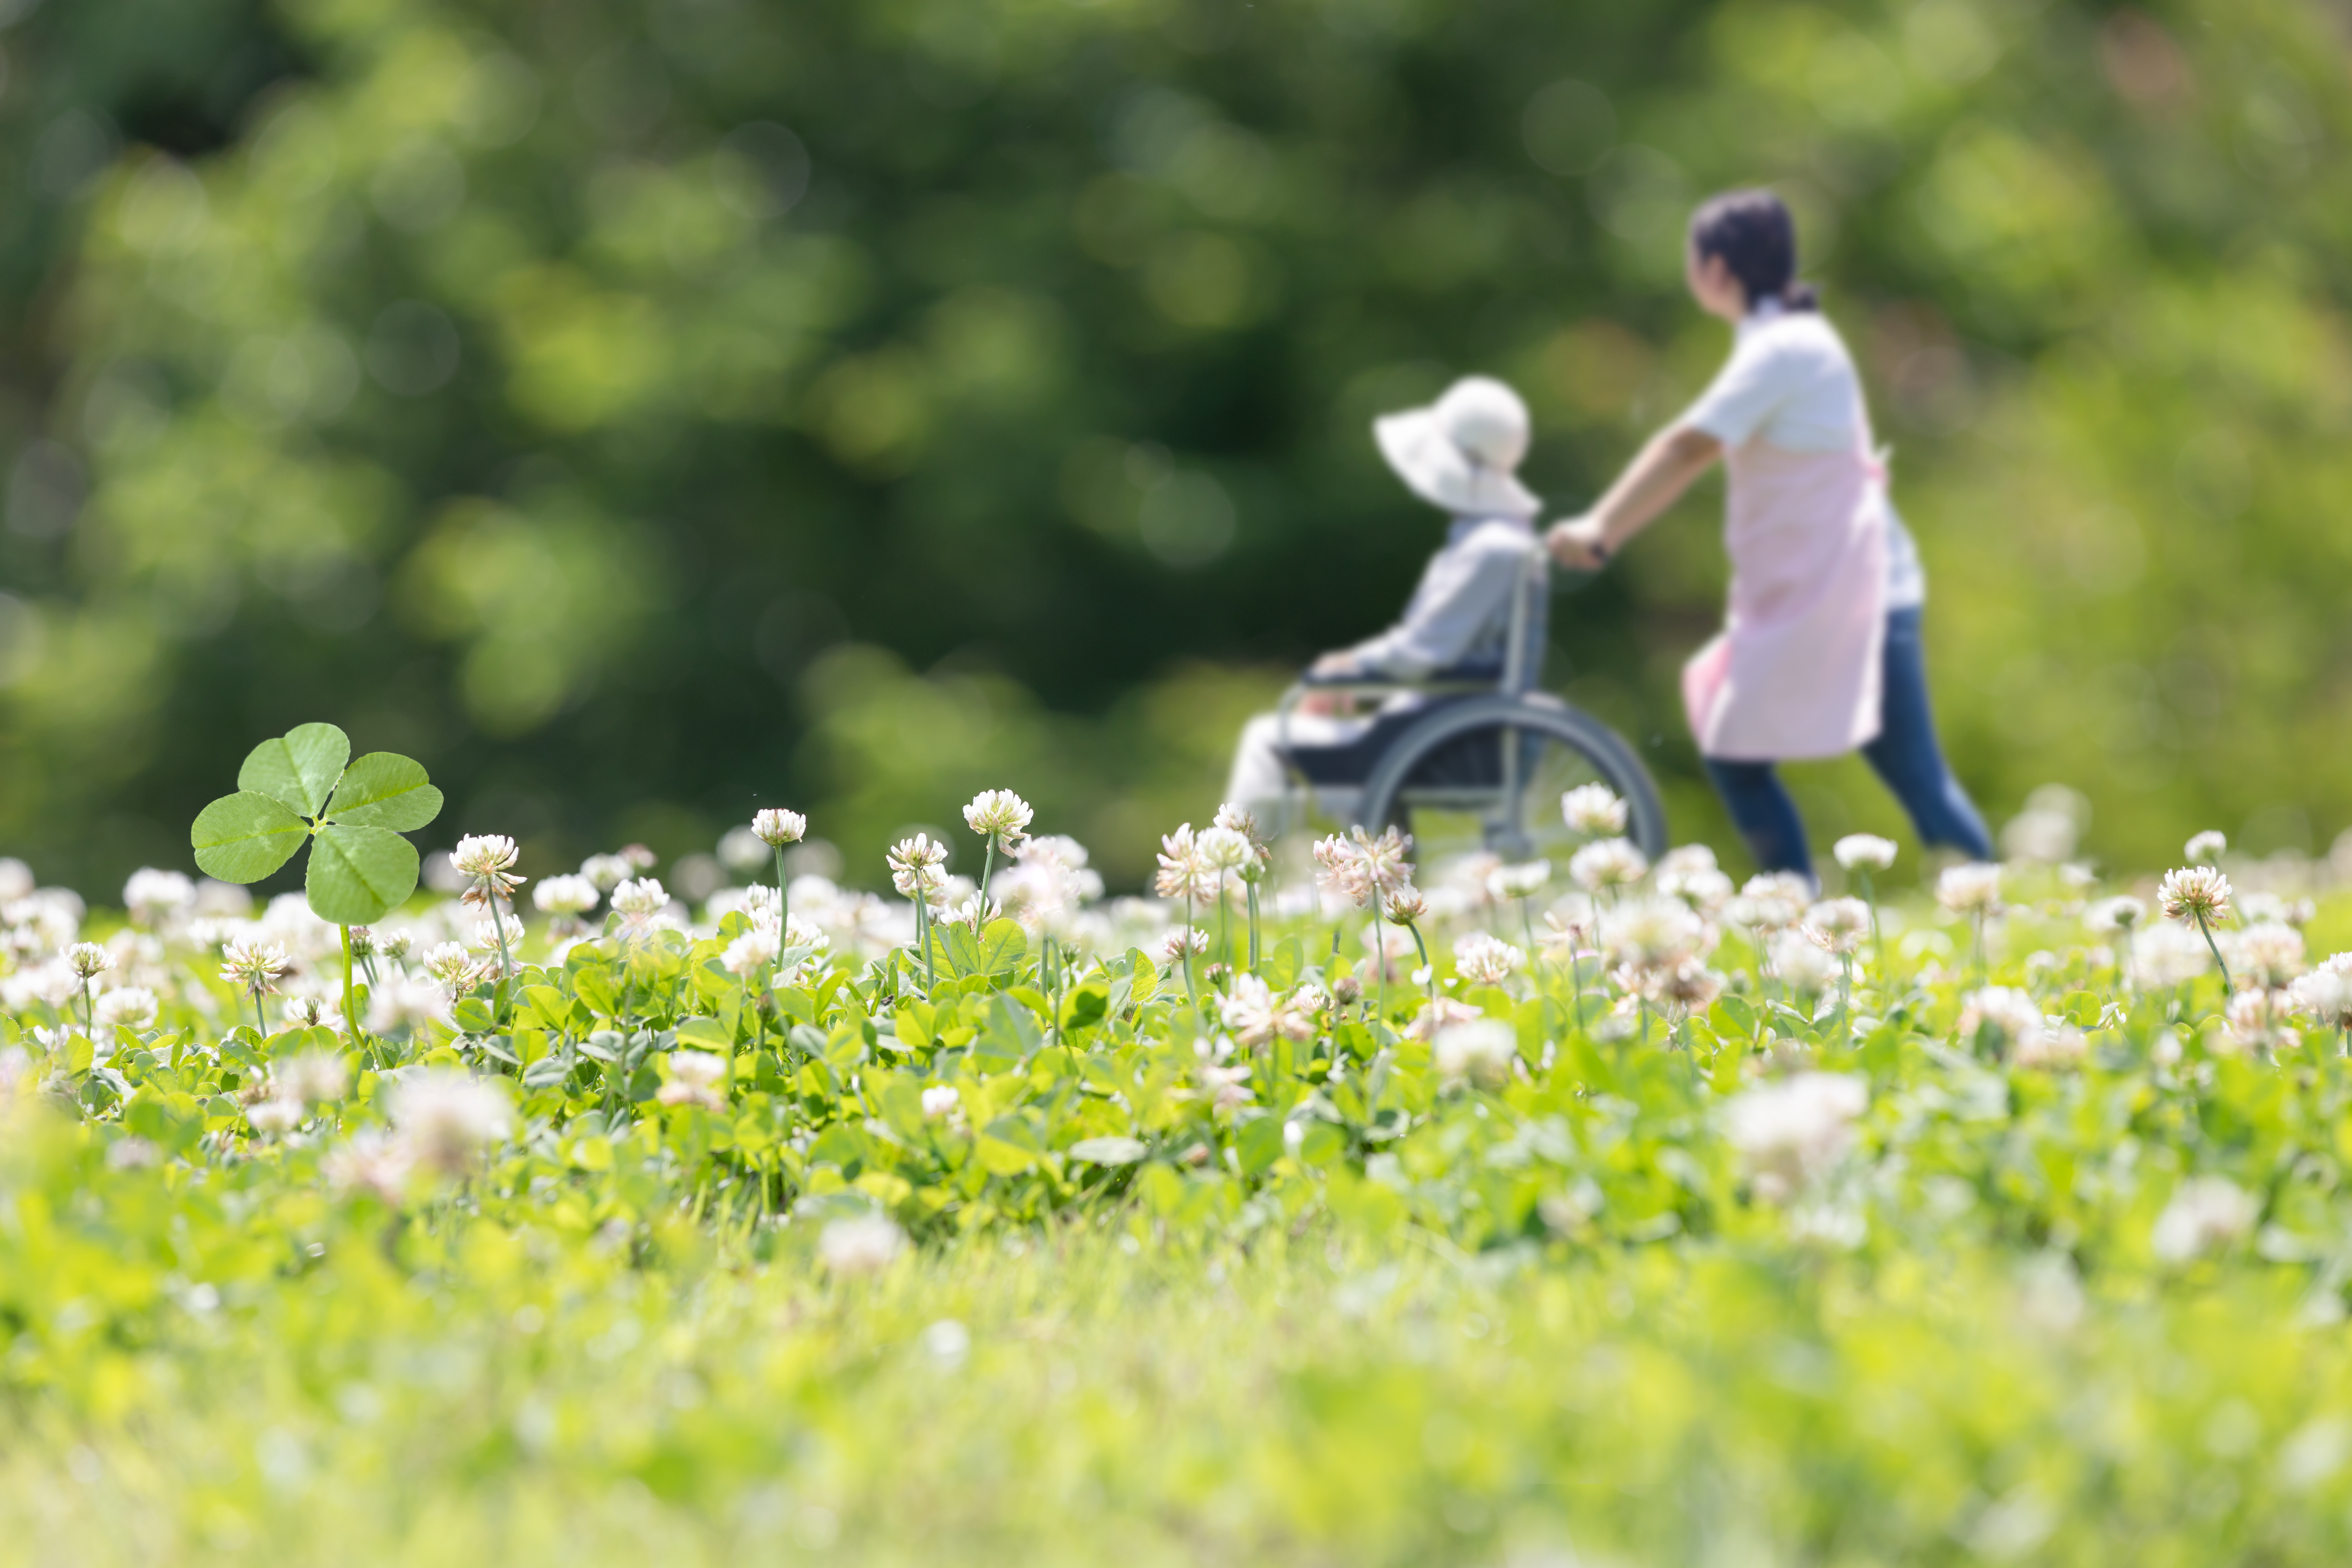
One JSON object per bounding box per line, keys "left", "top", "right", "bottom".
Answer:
{"left": 1269, "top": 544, "right": 1669, "bottom": 865}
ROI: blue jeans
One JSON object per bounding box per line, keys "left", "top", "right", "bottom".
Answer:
{"left": 1702, "top": 607, "right": 1993, "bottom": 881}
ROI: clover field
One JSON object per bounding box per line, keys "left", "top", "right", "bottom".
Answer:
{"left": 3, "top": 800, "right": 2352, "bottom": 1567}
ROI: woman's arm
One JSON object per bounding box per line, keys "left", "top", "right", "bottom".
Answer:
{"left": 1545, "top": 425, "right": 1723, "bottom": 569}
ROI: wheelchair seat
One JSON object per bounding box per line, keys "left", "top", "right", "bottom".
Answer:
{"left": 1276, "top": 659, "right": 1508, "bottom": 786}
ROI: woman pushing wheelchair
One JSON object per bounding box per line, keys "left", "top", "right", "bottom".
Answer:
{"left": 1546, "top": 188, "right": 1991, "bottom": 881}
{"left": 1227, "top": 187, "right": 1991, "bottom": 882}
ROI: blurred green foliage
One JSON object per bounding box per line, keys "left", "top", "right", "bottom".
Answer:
{"left": 0, "top": 0, "right": 2348, "bottom": 892}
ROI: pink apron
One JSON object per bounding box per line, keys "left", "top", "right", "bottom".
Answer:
{"left": 1680, "top": 436, "right": 1888, "bottom": 762}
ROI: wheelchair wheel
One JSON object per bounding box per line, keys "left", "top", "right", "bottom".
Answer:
{"left": 1355, "top": 693, "right": 1668, "bottom": 867}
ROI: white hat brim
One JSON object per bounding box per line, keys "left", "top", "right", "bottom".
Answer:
{"left": 1373, "top": 408, "right": 1541, "bottom": 519}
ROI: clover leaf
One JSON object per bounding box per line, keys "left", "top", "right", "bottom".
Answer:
{"left": 190, "top": 722, "right": 444, "bottom": 926}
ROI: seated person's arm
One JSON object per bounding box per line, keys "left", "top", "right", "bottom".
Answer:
{"left": 1547, "top": 425, "right": 1721, "bottom": 569}
{"left": 1310, "top": 529, "right": 1531, "bottom": 682}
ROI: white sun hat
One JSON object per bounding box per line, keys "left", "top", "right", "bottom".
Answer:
{"left": 1372, "top": 375, "right": 1541, "bottom": 519}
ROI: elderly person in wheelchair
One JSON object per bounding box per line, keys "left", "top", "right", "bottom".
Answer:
{"left": 1225, "top": 377, "right": 1663, "bottom": 863}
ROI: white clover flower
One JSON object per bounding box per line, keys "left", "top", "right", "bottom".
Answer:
{"left": 1959, "top": 987, "right": 2047, "bottom": 1059}
{"left": 1935, "top": 862, "right": 2003, "bottom": 915}
{"left": 2158, "top": 865, "right": 2232, "bottom": 926}
{"left": 1382, "top": 885, "right": 1428, "bottom": 925}
{"left": 2084, "top": 895, "right": 2146, "bottom": 935}
{"left": 93, "top": 986, "right": 159, "bottom": 1035}
{"left": 246, "top": 1094, "right": 304, "bottom": 1138}
{"left": 323, "top": 1129, "right": 415, "bottom": 1204}
{"left": 658, "top": 1050, "right": 728, "bottom": 1109}
{"left": 1650, "top": 958, "right": 1727, "bottom": 1017}
{"left": 962, "top": 789, "right": 1034, "bottom": 846}
{"left": 1209, "top": 803, "right": 1270, "bottom": 880}
{"left": 420, "top": 941, "right": 484, "bottom": 992}
{"left": 1432, "top": 1018, "right": 1518, "bottom": 1089}
{"left": 1767, "top": 929, "right": 1841, "bottom": 995}
{"left": 1569, "top": 837, "right": 1648, "bottom": 894}
{"left": 0, "top": 859, "right": 32, "bottom": 904}
{"left": 386, "top": 1069, "right": 512, "bottom": 1175}
{"left": 2184, "top": 830, "right": 2228, "bottom": 866}
{"left": 1833, "top": 834, "right": 1898, "bottom": 872}
{"left": 2151, "top": 1176, "right": 2257, "bottom": 1264}
{"left": 1155, "top": 826, "right": 1218, "bottom": 904}
{"left": 753, "top": 808, "right": 807, "bottom": 848}
{"left": 2129, "top": 923, "right": 2211, "bottom": 990}
{"left": 2014, "top": 1020, "right": 2088, "bottom": 1070}
{"left": 122, "top": 868, "right": 196, "bottom": 928}
{"left": 367, "top": 976, "right": 453, "bottom": 1035}
{"left": 1196, "top": 826, "right": 1254, "bottom": 875}
{"left": 1731, "top": 872, "right": 1811, "bottom": 933}
{"left": 282, "top": 994, "right": 338, "bottom": 1030}
{"left": 1802, "top": 898, "right": 1871, "bottom": 957}
{"left": 888, "top": 834, "right": 950, "bottom": 899}
{"left": 1601, "top": 896, "right": 1704, "bottom": 975}
{"left": 920, "top": 1084, "right": 962, "bottom": 1121}
{"left": 1561, "top": 783, "right": 1628, "bottom": 836}
{"left": 284, "top": 1050, "right": 349, "bottom": 1104}
{"left": 580, "top": 853, "right": 634, "bottom": 891}
{"left": 1488, "top": 860, "right": 1552, "bottom": 901}
{"left": 1540, "top": 901, "right": 1596, "bottom": 959}
{"left": 2221, "top": 988, "right": 2297, "bottom": 1056}
{"left": 722, "top": 926, "right": 782, "bottom": 980}
{"left": 610, "top": 877, "right": 669, "bottom": 920}
{"left": 1406, "top": 995, "right": 1483, "bottom": 1042}
{"left": 2228, "top": 922, "right": 2305, "bottom": 992}
{"left": 65, "top": 941, "right": 114, "bottom": 982}
{"left": 818, "top": 1213, "right": 908, "bottom": 1277}
{"left": 533, "top": 874, "right": 600, "bottom": 918}
{"left": 1724, "top": 1072, "right": 1868, "bottom": 1204}
{"left": 940, "top": 894, "right": 1002, "bottom": 931}
{"left": 1351, "top": 826, "right": 1414, "bottom": 899}
{"left": 1454, "top": 932, "right": 1525, "bottom": 987}
{"left": 451, "top": 834, "right": 527, "bottom": 909}
{"left": 1661, "top": 864, "right": 1735, "bottom": 917}
{"left": 2288, "top": 961, "right": 2352, "bottom": 1031}
{"left": 1157, "top": 925, "right": 1209, "bottom": 963}
{"left": 219, "top": 938, "right": 293, "bottom": 995}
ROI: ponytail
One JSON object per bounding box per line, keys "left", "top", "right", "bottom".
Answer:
{"left": 1689, "top": 189, "right": 1818, "bottom": 314}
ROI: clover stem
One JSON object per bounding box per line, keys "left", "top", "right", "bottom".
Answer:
{"left": 1860, "top": 869, "right": 1883, "bottom": 980}
{"left": 774, "top": 845, "right": 790, "bottom": 933}
{"left": 1372, "top": 889, "right": 1388, "bottom": 1030}
{"left": 1568, "top": 947, "right": 1586, "bottom": 1036}
{"left": 1405, "top": 919, "right": 1433, "bottom": 1004}
{"left": 1246, "top": 881, "right": 1261, "bottom": 974}
{"left": 488, "top": 891, "right": 514, "bottom": 996}
{"left": 1217, "top": 873, "right": 1231, "bottom": 985}
{"left": 919, "top": 891, "right": 936, "bottom": 992}
{"left": 81, "top": 979, "right": 94, "bottom": 1042}
{"left": 2194, "top": 911, "right": 2232, "bottom": 1001}
{"left": 341, "top": 924, "right": 360, "bottom": 1057}
{"left": 1181, "top": 891, "right": 1198, "bottom": 1017}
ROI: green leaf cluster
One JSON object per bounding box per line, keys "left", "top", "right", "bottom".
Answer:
{"left": 189, "top": 722, "right": 443, "bottom": 926}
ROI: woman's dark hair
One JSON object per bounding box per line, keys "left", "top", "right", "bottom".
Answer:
{"left": 1688, "top": 189, "right": 1818, "bottom": 313}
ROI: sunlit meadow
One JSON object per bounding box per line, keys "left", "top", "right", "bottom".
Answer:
{"left": 1, "top": 727, "right": 2351, "bottom": 1564}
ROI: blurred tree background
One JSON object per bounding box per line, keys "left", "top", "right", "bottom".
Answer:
{"left": 0, "top": 0, "right": 2348, "bottom": 897}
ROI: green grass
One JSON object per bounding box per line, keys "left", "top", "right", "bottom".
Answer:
{"left": 1, "top": 860, "right": 2349, "bottom": 1563}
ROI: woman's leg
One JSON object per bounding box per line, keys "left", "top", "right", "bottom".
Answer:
{"left": 1703, "top": 757, "right": 1814, "bottom": 881}
{"left": 1860, "top": 607, "right": 1995, "bottom": 860}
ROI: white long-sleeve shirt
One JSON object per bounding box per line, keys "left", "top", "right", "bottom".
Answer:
{"left": 1346, "top": 514, "right": 1545, "bottom": 681}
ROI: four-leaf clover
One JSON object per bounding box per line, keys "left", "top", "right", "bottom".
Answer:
{"left": 189, "top": 722, "right": 444, "bottom": 925}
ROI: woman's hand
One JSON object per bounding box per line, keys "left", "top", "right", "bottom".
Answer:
{"left": 1301, "top": 651, "right": 1362, "bottom": 715}
{"left": 1545, "top": 515, "right": 1609, "bottom": 572}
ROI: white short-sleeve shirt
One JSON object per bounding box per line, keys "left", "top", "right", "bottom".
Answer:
{"left": 1680, "top": 300, "right": 1925, "bottom": 609}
